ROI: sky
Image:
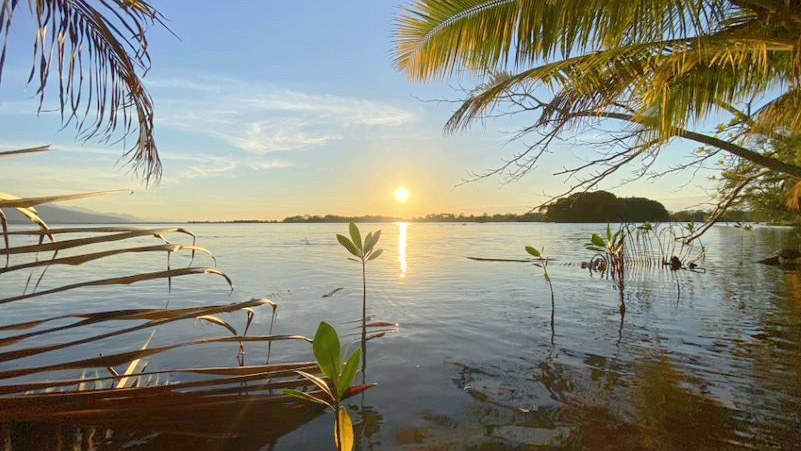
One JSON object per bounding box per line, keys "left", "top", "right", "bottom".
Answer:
{"left": 0, "top": 1, "right": 718, "bottom": 221}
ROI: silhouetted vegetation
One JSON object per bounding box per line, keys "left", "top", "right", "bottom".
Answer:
{"left": 544, "top": 191, "right": 670, "bottom": 223}
{"left": 669, "top": 208, "right": 790, "bottom": 224}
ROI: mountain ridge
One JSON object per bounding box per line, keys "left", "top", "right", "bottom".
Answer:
{"left": 5, "top": 205, "right": 141, "bottom": 224}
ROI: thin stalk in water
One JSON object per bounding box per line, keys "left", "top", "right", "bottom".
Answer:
{"left": 336, "top": 223, "right": 383, "bottom": 375}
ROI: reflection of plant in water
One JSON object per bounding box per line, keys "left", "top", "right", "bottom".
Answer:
{"left": 350, "top": 403, "right": 384, "bottom": 451}
{"left": 586, "top": 225, "right": 627, "bottom": 313}
{"left": 734, "top": 221, "right": 755, "bottom": 258}
{"left": 557, "top": 354, "right": 739, "bottom": 451}
{"left": 283, "top": 322, "right": 369, "bottom": 451}
{"left": 337, "top": 223, "right": 383, "bottom": 374}
{"left": 435, "top": 349, "right": 742, "bottom": 451}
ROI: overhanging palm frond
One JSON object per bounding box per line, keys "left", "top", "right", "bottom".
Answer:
{"left": 394, "top": 0, "right": 729, "bottom": 81}
{"left": 444, "top": 34, "right": 795, "bottom": 136}
{"left": 0, "top": 0, "right": 167, "bottom": 183}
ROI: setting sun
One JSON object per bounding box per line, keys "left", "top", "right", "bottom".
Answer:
{"left": 394, "top": 187, "right": 410, "bottom": 203}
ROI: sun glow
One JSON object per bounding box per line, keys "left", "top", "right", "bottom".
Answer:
{"left": 394, "top": 187, "right": 410, "bottom": 203}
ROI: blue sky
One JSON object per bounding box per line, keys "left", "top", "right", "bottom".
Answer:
{"left": 0, "top": 1, "right": 716, "bottom": 221}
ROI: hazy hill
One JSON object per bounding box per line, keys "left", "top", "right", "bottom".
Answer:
{"left": 5, "top": 205, "right": 140, "bottom": 224}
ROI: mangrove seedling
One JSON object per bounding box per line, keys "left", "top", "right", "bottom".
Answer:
{"left": 525, "top": 246, "right": 555, "bottom": 343}
{"left": 336, "top": 223, "right": 382, "bottom": 373}
{"left": 585, "top": 225, "right": 627, "bottom": 313}
{"left": 585, "top": 225, "right": 626, "bottom": 276}
{"left": 283, "top": 322, "right": 362, "bottom": 451}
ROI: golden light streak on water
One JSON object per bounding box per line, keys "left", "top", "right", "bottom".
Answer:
{"left": 398, "top": 222, "right": 408, "bottom": 278}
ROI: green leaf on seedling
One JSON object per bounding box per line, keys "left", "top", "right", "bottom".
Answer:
{"left": 336, "top": 348, "right": 361, "bottom": 397}
{"left": 282, "top": 388, "right": 334, "bottom": 409}
{"left": 525, "top": 246, "right": 541, "bottom": 258}
{"left": 591, "top": 234, "right": 605, "bottom": 247}
{"left": 367, "top": 249, "right": 383, "bottom": 261}
{"left": 363, "top": 232, "right": 373, "bottom": 253}
{"left": 296, "top": 370, "right": 335, "bottom": 400}
{"left": 313, "top": 322, "right": 341, "bottom": 380}
{"left": 349, "top": 223, "right": 362, "bottom": 250}
{"left": 337, "top": 234, "right": 361, "bottom": 258}
{"left": 606, "top": 225, "right": 612, "bottom": 241}
{"left": 364, "top": 230, "right": 381, "bottom": 253}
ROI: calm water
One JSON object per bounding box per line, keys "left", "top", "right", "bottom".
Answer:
{"left": 1, "top": 223, "right": 800, "bottom": 450}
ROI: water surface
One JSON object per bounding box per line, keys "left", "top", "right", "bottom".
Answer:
{"left": 1, "top": 223, "right": 800, "bottom": 450}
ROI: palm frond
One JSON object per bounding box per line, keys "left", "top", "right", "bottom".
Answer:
{"left": 0, "top": 1, "right": 167, "bottom": 183}
{"left": 394, "top": 0, "right": 729, "bottom": 81}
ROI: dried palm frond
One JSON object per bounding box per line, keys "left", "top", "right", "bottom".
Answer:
{"left": 0, "top": 147, "right": 355, "bottom": 441}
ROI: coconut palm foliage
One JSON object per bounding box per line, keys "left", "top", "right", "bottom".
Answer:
{"left": 0, "top": 0, "right": 166, "bottom": 183}
{"left": 394, "top": 0, "right": 801, "bottom": 222}
{"left": 0, "top": 148, "right": 374, "bottom": 440}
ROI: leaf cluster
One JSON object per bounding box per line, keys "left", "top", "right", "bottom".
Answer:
{"left": 337, "top": 223, "right": 383, "bottom": 263}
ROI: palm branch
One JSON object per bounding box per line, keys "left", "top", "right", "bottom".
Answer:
{"left": 0, "top": 0, "right": 167, "bottom": 183}
{"left": 394, "top": 0, "right": 801, "bottom": 177}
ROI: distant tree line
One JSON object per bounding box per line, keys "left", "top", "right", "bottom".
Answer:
{"left": 543, "top": 191, "right": 670, "bottom": 223}
{"left": 282, "top": 215, "right": 401, "bottom": 223}
{"left": 190, "top": 190, "right": 786, "bottom": 224}
{"left": 411, "top": 212, "right": 546, "bottom": 222}
{"left": 669, "top": 209, "right": 774, "bottom": 223}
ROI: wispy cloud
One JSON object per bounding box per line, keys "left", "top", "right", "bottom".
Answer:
{"left": 150, "top": 76, "right": 416, "bottom": 153}
{"left": 161, "top": 151, "right": 294, "bottom": 181}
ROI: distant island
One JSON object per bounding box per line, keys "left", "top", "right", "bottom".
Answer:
{"left": 543, "top": 191, "right": 670, "bottom": 222}
{"left": 189, "top": 191, "right": 776, "bottom": 224}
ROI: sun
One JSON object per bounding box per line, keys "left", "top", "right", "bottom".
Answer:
{"left": 394, "top": 187, "right": 410, "bottom": 203}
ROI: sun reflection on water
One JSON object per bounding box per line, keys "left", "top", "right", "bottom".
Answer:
{"left": 398, "top": 222, "right": 408, "bottom": 278}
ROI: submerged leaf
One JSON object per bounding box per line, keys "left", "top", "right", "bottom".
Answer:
{"left": 335, "top": 407, "right": 354, "bottom": 451}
